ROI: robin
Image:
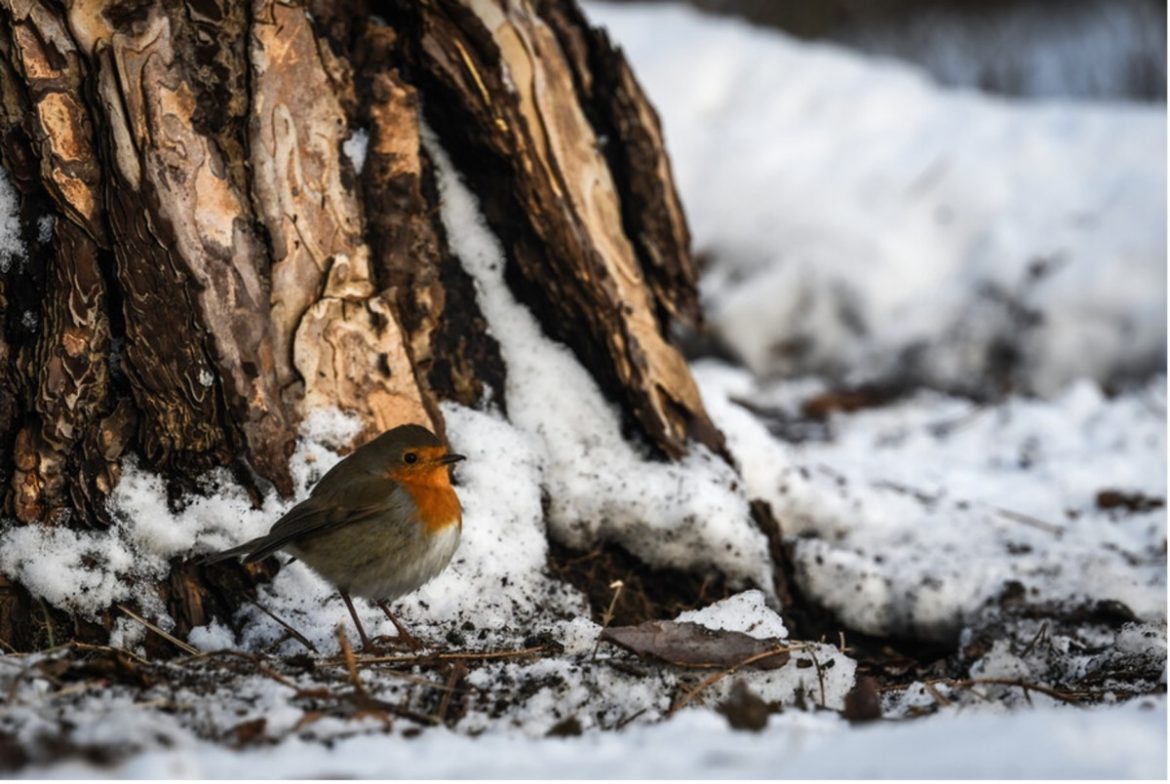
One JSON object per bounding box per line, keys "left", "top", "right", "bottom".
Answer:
{"left": 201, "top": 424, "right": 464, "bottom": 650}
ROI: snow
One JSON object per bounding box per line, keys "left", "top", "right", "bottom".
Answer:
{"left": 697, "top": 362, "right": 1166, "bottom": 640}
{"left": 13, "top": 690, "right": 1165, "bottom": 779}
{"left": 0, "top": 168, "right": 25, "bottom": 273}
{"left": 422, "top": 123, "right": 773, "bottom": 592}
{"left": 342, "top": 127, "right": 369, "bottom": 175}
{"left": 675, "top": 589, "right": 788, "bottom": 640}
{"left": 0, "top": 410, "right": 360, "bottom": 622}
{"left": 0, "top": 0, "right": 1166, "bottom": 778}
{"left": 586, "top": 1, "right": 1167, "bottom": 397}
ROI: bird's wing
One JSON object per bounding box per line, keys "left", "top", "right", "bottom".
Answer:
{"left": 205, "top": 475, "right": 415, "bottom": 564}
{"left": 309, "top": 447, "right": 383, "bottom": 499}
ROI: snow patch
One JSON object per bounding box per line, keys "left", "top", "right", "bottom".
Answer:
{"left": 697, "top": 361, "right": 1167, "bottom": 639}
{"left": 0, "top": 168, "right": 26, "bottom": 273}
{"left": 675, "top": 589, "right": 788, "bottom": 640}
{"left": 341, "top": 127, "right": 368, "bottom": 175}
{"left": 422, "top": 124, "right": 773, "bottom": 591}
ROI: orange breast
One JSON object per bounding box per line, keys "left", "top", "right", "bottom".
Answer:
{"left": 401, "top": 470, "right": 463, "bottom": 534}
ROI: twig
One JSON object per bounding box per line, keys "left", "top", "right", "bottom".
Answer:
{"left": 592, "top": 580, "right": 624, "bottom": 661}
{"left": 249, "top": 600, "right": 318, "bottom": 654}
{"left": 39, "top": 681, "right": 95, "bottom": 700}
{"left": 992, "top": 507, "right": 1063, "bottom": 536}
{"left": 38, "top": 600, "right": 55, "bottom": 649}
{"left": 132, "top": 697, "right": 181, "bottom": 711}
{"left": 116, "top": 605, "right": 199, "bottom": 656}
{"left": 873, "top": 475, "right": 1063, "bottom": 537}
{"left": 923, "top": 680, "right": 952, "bottom": 707}
{"left": 337, "top": 625, "right": 365, "bottom": 696}
{"left": 668, "top": 646, "right": 795, "bottom": 716}
{"left": 348, "top": 645, "right": 546, "bottom": 666}
{"left": 806, "top": 646, "right": 828, "bottom": 708}
{"left": 950, "top": 677, "right": 1086, "bottom": 704}
{"left": 194, "top": 650, "right": 301, "bottom": 691}
{"left": 68, "top": 641, "right": 153, "bottom": 666}
{"left": 615, "top": 707, "right": 648, "bottom": 730}
{"left": 872, "top": 479, "right": 941, "bottom": 505}
{"left": 434, "top": 662, "right": 467, "bottom": 725}
{"left": 367, "top": 698, "right": 438, "bottom": 726}
{"left": 1019, "top": 622, "right": 1048, "bottom": 658}
{"left": 356, "top": 667, "right": 471, "bottom": 693}
{"left": 4, "top": 659, "right": 37, "bottom": 705}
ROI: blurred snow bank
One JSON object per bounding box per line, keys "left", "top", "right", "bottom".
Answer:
{"left": 29, "top": 691, "right": 1165, "bottom": 778}
{"left": 588, "top": 1, "right": 1167, "bottom": 396}
{"left": 688, "top": 0, "right": 1167, "bottom": 102}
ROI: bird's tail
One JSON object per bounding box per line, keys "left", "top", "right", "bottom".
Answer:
{"left": 194, "top": 536, "right": 268, "bottom": 566}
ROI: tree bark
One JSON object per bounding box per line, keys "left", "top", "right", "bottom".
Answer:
{"left": 0, "top": 0, "right": 722, "bottom": 649}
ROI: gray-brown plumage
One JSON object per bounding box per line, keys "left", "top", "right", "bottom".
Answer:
{"left": 201, "top": 424, "right": 465, "bottom": 649}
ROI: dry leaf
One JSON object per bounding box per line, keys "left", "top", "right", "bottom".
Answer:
{"left": 601, "top": 621, "right": 790, "bottom": 670}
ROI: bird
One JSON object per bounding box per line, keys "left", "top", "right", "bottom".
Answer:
{"left": 200, "top": 423, "right": 465, "bottom": 651}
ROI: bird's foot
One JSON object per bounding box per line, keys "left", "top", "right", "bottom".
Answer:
{"left": 375, "top": 601, "right": 424, "bottom": 651}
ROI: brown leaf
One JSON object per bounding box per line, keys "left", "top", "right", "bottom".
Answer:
{"left": 63, "top": 651, "right": 155, "bottom": 690}
{"left": 291, "top": 710, "right": 324, "bottom": 733}
{"left": 228, "top": 717, "right": 267, "bottom": 746}
{"left": 842, "top": 676, "right": 882, "bottom": 723}
{"left": 717, "top": 682, "right": 771, "bottom": 732}
{"left": 801, "top": 385, "right": 904, "bottom": 420}
{"left": 601, "top": 621, "right": 790, "bottom": 670}
{"left": 1096, "top": 489, "right": 1164, "bottom": 513}
{"left": 546, "top": 716, "right": 583, "bottom": 737}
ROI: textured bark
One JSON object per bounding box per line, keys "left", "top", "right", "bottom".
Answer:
{"left": 398, "top": 0, "right": 724, "bottom": 458}
{"left": 1, "top": 1, "right": 115, "bottom": 523}
{"left": 352, "top": 20, "right": 505, "bottom": 413}
{"left": 248, "top": 0, "right": 433, "bottom": 443}
{"left": 86, "top": 4, "right": 296, "bottom": 490}
{"left": 538, "top": 0, "right": 697, "bottom": 330}
{"left": 0, "top": 0, "right": 726, "bottom": 650}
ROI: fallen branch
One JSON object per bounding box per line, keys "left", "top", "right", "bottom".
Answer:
{"left": 434, "top": 662, "right": 468, "bottom": 725}
{"left": 116, "top": 605, "right": 199, "bottom": 656}
{"left": 249, "top": 600, "right": 318, "bottom": 654}
{"left": 922, "top": 680, "right": 952, "bottom": 708}
{"left": 69, "top": 641, "right": 153, "bottom": 666}
{"left": 805, "top": 646, "right": 828, "bottom": 708}
{"left": 344, "top": 645, "right": 547, "bottom": 667}
{"left": 954, "top": 677, "right": 1088, "bottom": 704}
{"left": 188, "top": 650, "right": 301, "bottom": 692}
{"left": 992, "top": 507, "right": 1063, "bottom": 536}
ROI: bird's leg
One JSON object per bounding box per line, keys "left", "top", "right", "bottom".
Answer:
{"left": 338, "top": 590, "right": 375, "bottom": 651}
{"left": 377, "top": 601, "right": 423, "bottom": 650}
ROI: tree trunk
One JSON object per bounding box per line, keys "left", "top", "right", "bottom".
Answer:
{"left": 0, "top": 0, "right": 730, "bottom": 650}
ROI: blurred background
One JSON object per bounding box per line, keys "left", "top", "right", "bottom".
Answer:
{"left": 592, "top": 0, "right": 1167, "bottom": 400}
{"left": 618, "top": 0, "right": 1167, "bottom": 101}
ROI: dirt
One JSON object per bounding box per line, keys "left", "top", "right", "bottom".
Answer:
{"left": 0, "top": 549, "right": 1164, "bottom": 774}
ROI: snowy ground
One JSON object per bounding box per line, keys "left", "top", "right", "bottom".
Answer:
{"left": 1, "top": 1, "right": 1167, "bottom": 778}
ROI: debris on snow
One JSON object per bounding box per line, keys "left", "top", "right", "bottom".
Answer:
{"left": 697, "top": 361, "right": 1166, "bottom": 641}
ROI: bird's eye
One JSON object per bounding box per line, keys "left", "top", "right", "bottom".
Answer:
{"left": 403, "top": 452, "right": 418, "bottom": 464}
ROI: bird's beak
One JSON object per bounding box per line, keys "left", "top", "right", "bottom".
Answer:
{"left": 438, "top": 453, "right": 466, "bottom": 465}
